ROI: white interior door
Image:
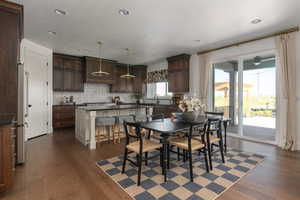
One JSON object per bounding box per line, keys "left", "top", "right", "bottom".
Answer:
{"left": 26, "top": 49, "right": 48, "bottom": 139}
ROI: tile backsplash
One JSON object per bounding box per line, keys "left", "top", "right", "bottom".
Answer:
{"left": 53, "top": 83, "right": 134, "bottom": 105}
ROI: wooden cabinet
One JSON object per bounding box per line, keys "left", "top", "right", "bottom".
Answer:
{"left": 53, "top": 106, "right": 75, "bottom": 129}
{"left": 53, "top": 54, "right": 84, "bottom": 92}
{"left": 132, "top": 65, "right": 147, "bottom": 93}
{"left": 53, "top": 55, "right": 147, "bottom": 93}
{"left": 110, "top": 64, "right": 147, "bottom": 93}
{"left": 110, "top": 64, "right": 133, "bottom": 93}
{"left": 0, "top": 1, "right": 23, "bottom": 116}
{"left": 0, "top": 124, "right": 14, "bottom": 192}
{"left": 0, "top": 1, "right": 22, "bottom": 192}
{"left": 167, "top": 54, "right": 190, "bottom": 93}
{"left": 153, "top": 105, "right": 181, "bottom": 118}
{"left": 84, "top": 57, "right": 116, "bottom": 84}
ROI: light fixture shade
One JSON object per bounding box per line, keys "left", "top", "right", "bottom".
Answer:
{"left": 120, "top": 73, "right": 136, "bottom": 79}
{"left": 91, "top": 71, "right": 110, "bottom": 76}
{"left": 91, "top": 41, "right": 110, "bottom": 76}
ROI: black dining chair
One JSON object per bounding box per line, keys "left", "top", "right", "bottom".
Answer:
{"left": 205, "top": 111, "right": 224, "bottom": 118}
{"left": 121, "top": 121, "right": 163, "bottom": 186}
{"left": 204, "top": 111, "right": 228, "bottom": 152}
{"left": 169, "top": 124, "right": 210, "bottom": 182}
{"left": 203, "top": 118, "right": 225, "bottom": 170}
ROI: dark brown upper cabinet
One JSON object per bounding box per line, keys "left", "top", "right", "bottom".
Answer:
{"left": 132, "top": 65, "right": 147, "bottom": 93}
{"left": 110, "top": 64, "right": 132, "bottom": 93}
{"left": 0, "top": 1, "right": 23, "bottom": 116}
{"left": 84, "top": 56, "right": 116, "bottom": 84}
{"left": 53, "top": 54, "right": 84, "bottom": 92}
{"left": 167, "top": 54, "right": 190, "bottom": 93}
{"left": 110, "top": 64, "right": 147, "bottom": 93}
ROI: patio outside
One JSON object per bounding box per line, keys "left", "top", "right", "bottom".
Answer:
{"left": 214, "top": 58, "right": 276, "bottom": 142}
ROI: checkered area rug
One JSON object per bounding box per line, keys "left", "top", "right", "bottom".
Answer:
{"left": 96, "top": 149, "right": 264, "bottom": 200}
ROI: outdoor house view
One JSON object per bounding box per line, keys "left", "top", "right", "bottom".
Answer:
{"left": 213, "top": 55, "right": 276, "bottom": 142}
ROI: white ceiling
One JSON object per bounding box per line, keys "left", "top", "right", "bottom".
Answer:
{"left": 12, "top": 0, "right": 300, "bottom": 64}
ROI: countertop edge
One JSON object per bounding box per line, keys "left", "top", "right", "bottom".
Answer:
{"left": 0, "top": 114, "right": 15, "bottom": 127}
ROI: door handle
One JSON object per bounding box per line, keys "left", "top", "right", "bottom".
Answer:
{"left": 28, "top": 104, "right": 32, "bottom": 108}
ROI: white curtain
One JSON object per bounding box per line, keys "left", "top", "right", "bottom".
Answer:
{"left": 198, "top": 53, "right": 212, "bottom": 109}
{"left": 275, "top": 33, "right": 297, "bottom": 151}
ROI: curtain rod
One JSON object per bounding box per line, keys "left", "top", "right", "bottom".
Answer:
{"left": 197, "top": 26, "right": 299, "bottom": 55}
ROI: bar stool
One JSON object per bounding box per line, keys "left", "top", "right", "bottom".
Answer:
{"left": 95, "top": 116, "right": 117, "bottom": 144}
{"left": 115, "top": 115, "right": 135, "bottom": 143}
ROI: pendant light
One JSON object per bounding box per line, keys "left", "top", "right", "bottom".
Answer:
{"left": 120, "top": 48, "right": 136, "bottom": 79}
{"left": 91, "top": 41, "right": 110, "bottom": 76}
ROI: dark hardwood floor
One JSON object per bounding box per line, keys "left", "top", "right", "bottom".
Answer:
{"left": 1, "top": 128, "right": 300, "bottom": 200}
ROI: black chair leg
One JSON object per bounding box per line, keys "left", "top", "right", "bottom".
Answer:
{"left": 160, "top": 147, "right": 163, "bottom": 167}
{"left": 177, "top": 147, "right": 180, "bottom": 161}
{"left": 219, "top": 141, "right": 225, "bottom": 163}
{"left": 122, "top": 148, "right": 128, "bottom": 173}
{"left": 137, "top": 153, "right": 142, "bottom": 186}
{"left": 183, "top": 150, "right": 186, "bottom": 162}
{"left": 188, "top": 149, "right": 193, "bottom": 182}
{"left": 145, "top": 152, "right": 148, "bottom": 166}
{"left": 203, "top": 148, "right": 210, "bottom": 173}
{"left": 160, "top": 147, "right": 164, "bottom": 175}
{"left": 167, "top": 144, "right": 170, "bottom": 169}
{"left": 207, "top": 143, "right": 213, "bottom": 170}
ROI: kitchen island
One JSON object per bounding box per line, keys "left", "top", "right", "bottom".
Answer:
{"left": 75, "top": 105, "right": 152, "bottom": 150}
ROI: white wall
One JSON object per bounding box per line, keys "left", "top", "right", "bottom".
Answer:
{"left": 21, "top": 39, "right": 53, "bottom": 135}
{"left": 53, "top": 83, "right": 133, "bottom": 105}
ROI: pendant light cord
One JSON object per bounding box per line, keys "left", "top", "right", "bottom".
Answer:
{"left": 98, "top": 41, "right": 102, "bottom": 71}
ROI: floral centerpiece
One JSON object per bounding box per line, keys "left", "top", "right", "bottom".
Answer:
{"left": 176, "top": 96, "right": 205, "bottom": 121}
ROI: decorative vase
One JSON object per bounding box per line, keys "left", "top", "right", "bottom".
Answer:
{"left": 182, "top": 111, "right": 197, "bottom": 122}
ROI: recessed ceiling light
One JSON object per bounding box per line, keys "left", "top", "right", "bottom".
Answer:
{"left": 48, "top": 31, "right": 56, "bottom": 36}
{"left": 54, "top": 9, "right": 67, "bottom": 16}
{"left": 119, "top": 8, "right": 130, "bottom": 16}
{"left": 251, "top": 18, "right": 262, "bottom": 24}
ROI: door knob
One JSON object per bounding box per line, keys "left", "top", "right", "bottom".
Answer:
{"left": 28, "top": 104, "right": 32, "bottom": 108}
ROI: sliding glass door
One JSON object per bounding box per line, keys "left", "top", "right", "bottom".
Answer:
{"left": 212, "top": 53, "right": 276, "bottom": 143}
{"left": 213, "top": 60, "right": 239, "bottom": 135}
{"left": 241, "top": 55, "right": 276, "bottom": 142}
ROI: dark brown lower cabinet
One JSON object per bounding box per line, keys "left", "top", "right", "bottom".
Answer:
{"left": 153, "top": 105, "right": 181, "bottom": 118}
{"left": 53, "top": 106, "right": 75, "bottom": 129}
{"left": 0, "top": 125, "right": 14, "bottom": 193}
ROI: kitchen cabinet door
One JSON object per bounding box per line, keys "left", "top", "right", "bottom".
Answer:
{"left": 132, "top": 66, "right": 147, "bottom": 93}
{"left": 85, "top": 57, "right": 116, "bottom": 84}
{"left": 53, "top": 54, "right": 84, "bottom": 92}
{"left": 110, "top": 65, "right": 127, "bottom": 93}
{"left": 53, "top": 67, "right": 64, "bottom": 91}
{"left": 167, "top": 54, "right": 190, "bottom": 93}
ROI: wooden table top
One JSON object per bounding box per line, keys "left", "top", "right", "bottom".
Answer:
{"left": 140, "top": 116, "right": 231, "bottom": 134}
{"left": 140, "top": 118, "right": 201, "bottom": 134}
